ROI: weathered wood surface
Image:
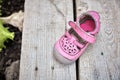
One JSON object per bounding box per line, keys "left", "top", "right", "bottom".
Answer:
{"left": 76, "top": 0, "right": 120, "bottom": 80}
{"left": 19, "top": 0, "right": 76, "bottom": 80}
{"left": 20, "top": 0, "right": 120, "bottom": 80}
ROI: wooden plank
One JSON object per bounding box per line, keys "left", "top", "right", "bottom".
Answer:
{"left": 76, "top": 0, "right": 120, "bottom": 80}
{"left": 19, "top": 0, "right": 76, "bottom": 80}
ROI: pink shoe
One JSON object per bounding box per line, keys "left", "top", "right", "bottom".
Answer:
{"left": 54, "top": 11, "right": 100, "bottom": 64}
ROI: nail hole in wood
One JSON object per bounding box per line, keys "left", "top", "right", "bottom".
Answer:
{"left": 35, "top": 67, "right": 38, "bottom": 71}
{"left": 101, "top": 52, "right": 104, "bottom": 55}
{"left": 51, "top": 66, "right": 54, "bottom": 70}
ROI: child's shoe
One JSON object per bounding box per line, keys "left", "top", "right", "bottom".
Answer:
{"left": 54, "top": 11, "right": 100, "bottom": 64}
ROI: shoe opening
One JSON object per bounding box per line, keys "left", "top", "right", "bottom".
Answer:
{"left": 79, "top": 14, "right": 95, "bottom": 32}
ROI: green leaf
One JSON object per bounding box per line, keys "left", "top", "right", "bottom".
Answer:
{"left": 0, "top": 20, "right": 15, "bottom": 52}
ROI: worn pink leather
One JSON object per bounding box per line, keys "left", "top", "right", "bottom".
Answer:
{"left": 54, "top": 11, "right": 100, "bottom": 63}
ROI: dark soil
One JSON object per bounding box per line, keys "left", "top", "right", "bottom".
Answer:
{"left": 0, "top": 0, "right": 24, "bottom": 80}
{"left": 1, "top": 0, "right": 24, "bottom": 17}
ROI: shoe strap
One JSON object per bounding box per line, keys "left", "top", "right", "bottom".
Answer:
{"left": 69, "top": 21, "right": 96, "bottom": 43}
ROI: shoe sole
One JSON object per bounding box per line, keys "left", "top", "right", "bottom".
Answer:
{"left": 53, "top": 47, "right": 74, "bottom": 64}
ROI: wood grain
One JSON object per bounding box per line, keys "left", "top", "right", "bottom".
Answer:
{"left": 19, "top": 0, "right": 76, "bottom": 80}
{"left": 76, "top": 0, "right": 120, "bottom": 80}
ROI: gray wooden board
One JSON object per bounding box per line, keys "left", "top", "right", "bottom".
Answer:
{"left": 76, "top": 0, "right": 120, "bottom": 80}
{"left": 19, "top": 0, "right": 76, "bottom": 80}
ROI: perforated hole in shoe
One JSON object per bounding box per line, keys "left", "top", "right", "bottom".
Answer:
{"left": 60, "top": 36, "right": 80, "bottom": 56}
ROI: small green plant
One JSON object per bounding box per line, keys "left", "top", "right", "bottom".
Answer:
{"left": 0, "top": 20, "right": 14, "bottom": 52}
{"left": 0, "top": 0, "right": 15, "bottom": 52}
